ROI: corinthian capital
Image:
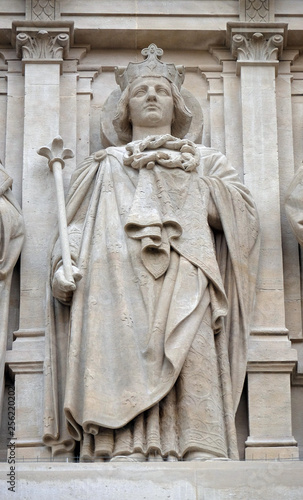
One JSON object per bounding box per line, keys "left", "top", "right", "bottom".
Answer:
{"left": 231, "top": 32, "right": 283, "bottom": 62}
{"left": 16, "top": 29, "right": 69, "bottom": 60}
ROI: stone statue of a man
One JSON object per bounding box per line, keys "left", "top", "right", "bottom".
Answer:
{"left": 0, "top": 164, "right": 23, "bottom": 417}
{"left": 285, "top": 165, "right": 303, "bottom": 246}
{"left": 44, "top": 45, "right": 260, "bottom": 461}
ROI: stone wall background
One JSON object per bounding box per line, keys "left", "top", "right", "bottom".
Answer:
{"left": 0, "top": 0, "right": 303, "bottom": 469}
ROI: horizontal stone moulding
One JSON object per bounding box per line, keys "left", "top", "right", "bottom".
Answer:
{"left": 250, "top": 327, "right": 289, "bottom": 336}
{"left": 245, "top": 436, "right": 298, "bottom": 447}
{"left": 245, "top": 446, "right": 299, "bottom": 460}
{"left": 14, "top": 439, "right": 45, "bottom": 448}
{"left": 20, "top": 58, "right": 64, "bottom": 76}
{"left": 12, "top": 21, "right": 74, "bottom": 47}
{"left": 6, "top": 360, "right": 44, "bottom": 377}
{"left": 226, "top": 22, "right": 287, "bottom": 47}
{"left": 246, "top": 361, "right": 297, "bottom": 373}
{"left": 13, "top": 328, "right": 45, "bottom": 338}
{"left": 236, "top": 60, "right": 279, "bottom": 76}
{"left": 291, "top": 371, "right": 303, "bottom": 386}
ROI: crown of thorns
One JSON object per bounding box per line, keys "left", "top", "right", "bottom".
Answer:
{"left": 115, "top": 43, "right": 185, "bottom": 91}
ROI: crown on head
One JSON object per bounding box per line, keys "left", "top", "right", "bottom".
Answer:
{"left": 115, "top": 44, "right": 185, "bottom": 91}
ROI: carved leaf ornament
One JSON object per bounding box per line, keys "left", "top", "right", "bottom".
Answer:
{"left": 232, "top": 33, "right": 283, "bottom": 61}
{"left": 16, "top": 30, "right": 69, "bottom": 59}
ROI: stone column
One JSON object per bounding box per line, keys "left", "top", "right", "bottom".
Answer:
{"left": 210, "top": 47, "right": 244, "bottom": 178}
{"left": 229, "top": 23, "right": 298, "bottom": 460}
{"left": 0, "top": 69, "right": 7, "bottom": 166}
{"left": 276, "top": 49, "right": 302, "bottom": 342}
{"left": 76, "top": 68, "right": 100, "bottom": 164}
{"left": 6, "top": 23, "right": 72, "bottom": 459}
{"left": 0, "top": 48, "right": 24, "bottom": 204}
{"left": 201, "top": 71, "right": 225, "bottom": 154}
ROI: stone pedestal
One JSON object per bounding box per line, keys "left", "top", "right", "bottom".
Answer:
{"left": 246, "top": 335, "right": 298, "bottom": 459}
{"left": 0, "top": 461, "right": 302, "bottom": 500}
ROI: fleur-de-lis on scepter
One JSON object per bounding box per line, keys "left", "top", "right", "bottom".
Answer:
{"left": 37, "top": 135, "right": 74, "bottom": 170}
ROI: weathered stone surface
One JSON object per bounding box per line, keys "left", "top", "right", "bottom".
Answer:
{"left": 43, "top": 45, "right": 260, "bottom": 462}
{"left": 0, "top": 0, "right": 303, "bottom": 497}
{"left": 0, "top": 164, "right": 24, "bottom": 430}
{"left": 1, "top": 462, "right": 303, "bottom": 500}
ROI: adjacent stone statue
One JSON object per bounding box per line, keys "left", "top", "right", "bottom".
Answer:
{"left": 43, "top": 45, "right": 260, "bottom": 461}
{"left": 0, "top": 163, "right": 24, "bottom": 417}
{"left": 285, "top": 165, "right": 303, "bottom": 246}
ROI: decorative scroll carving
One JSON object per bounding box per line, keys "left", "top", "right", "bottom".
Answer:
{"left": 16, "top": 30, "right": 69, "bottom": 60}
{"left": 245, "top": 0, "right": 269, "bottom": 22}
{"left": 232, "top": 33, "right": 283, "bottom": 61}
{"left": 32, "top": 0, "right": 55, "bottom": 21}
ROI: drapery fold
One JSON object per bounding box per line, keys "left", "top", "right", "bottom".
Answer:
{"left": 0, "top": 165, "right": 24, "bottom": 425}
{"left": 43, "top": 140, "right": 259, "bottom": 460}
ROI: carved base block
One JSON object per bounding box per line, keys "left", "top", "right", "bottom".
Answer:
{"left": 15, "top": 444, "right": 51, "bottom": 461}
{"left": 245, "top": 446, "right": 299, "bottom": 460}
{"left": 0, "top": 462, "right": 303, "bottom": 499}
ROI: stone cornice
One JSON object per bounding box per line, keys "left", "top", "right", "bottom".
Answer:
{"left": 227, "top": 22, "right": 288, "bottom": 45}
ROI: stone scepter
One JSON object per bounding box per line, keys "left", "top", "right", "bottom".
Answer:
{"left": 38, "top": 136, "right": 76, "bottom": 285}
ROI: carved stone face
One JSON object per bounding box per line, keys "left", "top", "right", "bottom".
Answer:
{"left": 128, "top": 77, "right": 174, "bottom": 130}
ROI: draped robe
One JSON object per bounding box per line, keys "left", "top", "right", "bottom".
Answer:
{"left": 0, "top": 165, "right": 24, "bottom": 420}
{"left": 43, "top": 137, "right": 260, "bottom": 460}
{"left": 285, "top": 165, "right": 303, "bottom": 245}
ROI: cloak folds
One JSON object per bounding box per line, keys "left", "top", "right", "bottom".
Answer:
{"left": 285, "top": 165, "right": 303, "bottom": 245}
{"left": 0, "top": 165, "right": 24, "bottom": 421}
{"left": 43, "top": 138, "right": 260, "bottom": 460}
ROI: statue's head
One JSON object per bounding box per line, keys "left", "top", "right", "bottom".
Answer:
{"left": 112, "top": 44, "right": 192, "bottom": 142}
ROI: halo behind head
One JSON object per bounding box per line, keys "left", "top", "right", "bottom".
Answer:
{"left": 101, "top": 85, "right": 203, "bottom": 147}
{"left": 101, "top": 43, "right": 204, "bottom": 147}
